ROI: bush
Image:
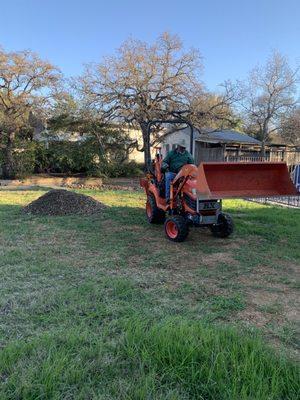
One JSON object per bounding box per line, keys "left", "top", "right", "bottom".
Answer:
{"left": 0, "top": 139, "right": 143, "bottom": 179}
{"left": 34, "top": 141, "right": 96, "bottom": 175}
{"left": 0, "top": 141, "right": 36, "bottom": 179}
{"left": 34, "top": 141, "right": 143, "bottom": 178}
{"left": 99, "top": 160, "right": 143, "bottom": 178}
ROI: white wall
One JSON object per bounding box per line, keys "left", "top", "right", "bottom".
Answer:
{"left": 127, "top": 127, "right": 195, "bottom": 163}
{"left": 161, "top": 129, "right": 191, "bottom": 158}
{"left": 127, "top": 128, "right": 157, "bottom": 163}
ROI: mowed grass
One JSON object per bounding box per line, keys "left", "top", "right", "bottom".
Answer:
{"left": 0, "top": 188, "right": 299, "bottom": 399}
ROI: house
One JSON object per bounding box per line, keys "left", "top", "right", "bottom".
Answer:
{"left": 161, "top": 128, "right": 262, "bottom": 165}
{"left": 33, "top": 122, "right": 146, "bottom": 163}
{"left": 124, "top": 128, "right": 145, "bottom": 163}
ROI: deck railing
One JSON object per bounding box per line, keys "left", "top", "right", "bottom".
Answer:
{"left": 225, "top": 150, "right": 300, "bottom": 165}
{"left": 225, "top": 155, "right": 268, "bottom": 163}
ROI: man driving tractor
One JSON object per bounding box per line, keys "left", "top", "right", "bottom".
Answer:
{"left": 162, "top": 140, "right": 194, "bottom": 202}
{"left": 140, "top": 121, "right": 297, "bottom": 242}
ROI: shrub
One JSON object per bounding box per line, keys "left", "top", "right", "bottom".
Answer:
{"left": 100, "top": 160, "right": 143, "bottom": 178}
{"left": 34, "top": 141, "right": 143, "bottom": 177}
{"left": 0, "top": 141, "right": 36, "bottom": 179}
{"left": 1, "top": 138, "right": 143, "bottom": 179}
{"left": 34, "top": 141, "right": 96, "bottom": 174}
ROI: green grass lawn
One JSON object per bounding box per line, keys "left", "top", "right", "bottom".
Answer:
{"left": 0, "top": 189, "right": 299, "bottom": 399}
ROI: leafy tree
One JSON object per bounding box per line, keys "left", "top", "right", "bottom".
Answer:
{"left": 47, "top": 95, "right": 137, "bottom": 168}
{"left": 0, "top": 47, "right": 60, "bottom": 178}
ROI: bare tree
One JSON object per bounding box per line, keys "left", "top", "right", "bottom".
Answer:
{"left": 0, "top": 47, "right": 60, "bottom": 178}
{"left": 76, "top": 33, "right": 202, "bottom": 168}
{"left": 182, "top": 81, "right": 242, "bottom": 131}
{"left": 279, "top": 107, "right": 300, "bottom": 145}
{"left": 238, "top": 51, "right": 299, "bottom": 154}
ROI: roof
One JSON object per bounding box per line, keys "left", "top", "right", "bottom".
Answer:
{"left": 268, "top": 132, "right": 300, "bottom": 147}
{"left": 172, "top": 127, "right": 261, "bottom": 145}
{"left": 196, "top": 129, "right": 261, "bottom": 145}
{"left": 34, "top": 130, "right": 87, "bottom": 143}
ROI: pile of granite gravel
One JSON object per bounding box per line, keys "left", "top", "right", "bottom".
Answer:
{"left": 22, "top": 189, "right": 106, "bottom": 216}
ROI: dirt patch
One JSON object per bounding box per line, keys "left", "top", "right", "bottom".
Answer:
{"left": 251, "top": 290, "right": 299, "bottom": 321}
{"left": 221, "top": 237, "right": 248, "bottom": 250}
{"left": 0, "top": 175, "right": 103, "bottom": 189}
{"left": 237, "top": 307, "right": 272, "bottom": 327}
{"left": 203, "top": 252, "right": 238, "bottom": 267}
{"left": 22, "top": 189, "right": 106, "bottom": 216}
{"left": 103, "top": 177, "right": 141, "bottom": 191}
{"left": 235, "top": 263, "right": 300, "bottom": 338}
{"left": 280, "top": 260, "right": 300, "bottom": 275}
{"left": 102, "top": 184, "right": 141, "bottom": 191}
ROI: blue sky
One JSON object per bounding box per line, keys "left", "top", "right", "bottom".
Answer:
{"left": 1, "top": 0, "right": 299, "bottom": 91}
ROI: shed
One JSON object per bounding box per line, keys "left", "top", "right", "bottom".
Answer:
{"left": 161, "top": 127, "right": 261, "bottom": 164}
{"left": 195, "top": 129, "right": 261, "bottom": 164}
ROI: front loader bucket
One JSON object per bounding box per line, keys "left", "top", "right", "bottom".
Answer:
{"left": 196, "top": 162, "right": 297, "bottom": 199}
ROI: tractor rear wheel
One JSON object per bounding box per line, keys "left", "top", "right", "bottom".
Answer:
{"left": 210, "top": 212, "right": 234, "bottom": 238}
{"left": 146, "top": 194, "right": 165, "bottom": 224}
{"left": 164, "top": 215, "right": 189, "bottom": 242}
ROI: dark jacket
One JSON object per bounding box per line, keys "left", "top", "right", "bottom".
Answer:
{"left": 163, "top": 149, "right": 194, "bottom": 173}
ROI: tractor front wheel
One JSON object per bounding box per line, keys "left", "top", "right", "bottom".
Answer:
{"left": 210, "top": 212, "right": 234, "bottom": 238}
{"left": 146, "top": 194, "right": 165, "bottom": 224}
{"left": 164, "top": 216, "right": 189, "bottom": 242}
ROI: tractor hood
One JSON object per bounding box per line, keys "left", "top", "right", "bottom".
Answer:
{"left": 195, "top": 162, "right": 297, "bottom": 200}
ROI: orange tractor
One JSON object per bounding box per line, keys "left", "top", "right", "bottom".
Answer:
{"left": 140, "top": 121, "right": 297, "bottom": 242}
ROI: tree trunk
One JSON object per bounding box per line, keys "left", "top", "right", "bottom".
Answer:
{"left": 140, "top": 122, "right": 151, "bottom": 171}
{"left": 261, "top": 121, "right": 268, "bottom": 157}
{"left": 1, "top": 133, "right": 16, "bottom": 179}
{"left": 261, "top": 140, "right": 266, "bottom": 157}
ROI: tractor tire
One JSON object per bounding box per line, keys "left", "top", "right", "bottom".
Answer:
{"left": 164, "top": 215, "right": 189, "bottom": 242}
{"left": 210, "top": 212, "right": 234, "bottom": 238}
{"left": 146, "top": 194, "right": 165, "bottom": 224}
